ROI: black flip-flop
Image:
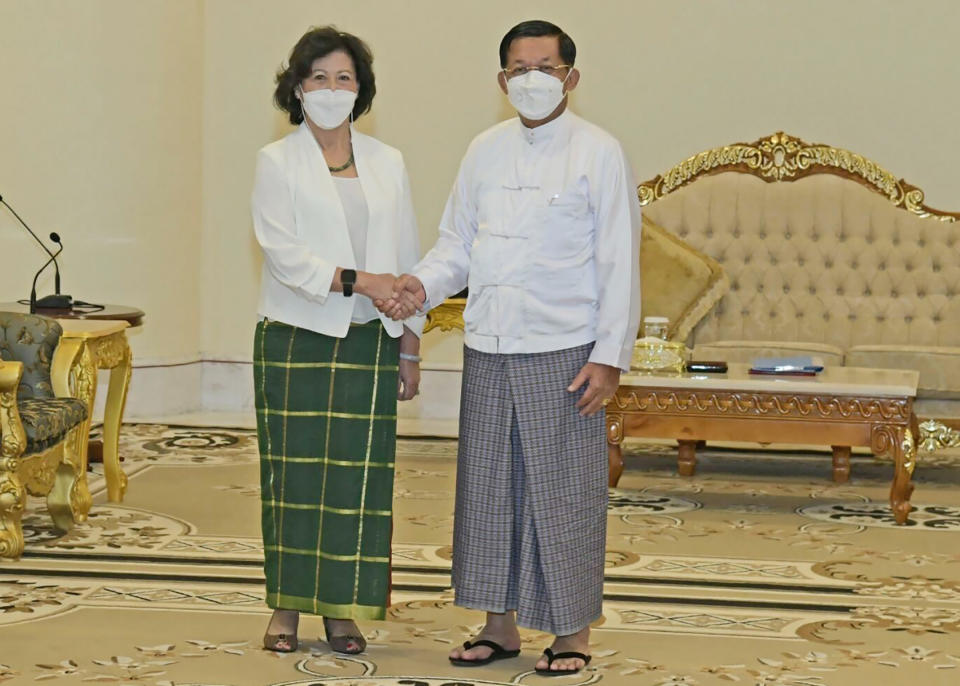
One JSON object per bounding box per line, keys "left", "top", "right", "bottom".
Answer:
{"left": 535, "top": 647, "right": 592, "bottom": 676}
{"left": 449, "top": 639, "right": 521, "bottom": 667}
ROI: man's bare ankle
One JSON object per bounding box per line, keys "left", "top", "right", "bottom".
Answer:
{"left": 484, "top": 612, "right": 517, "bottom": 631}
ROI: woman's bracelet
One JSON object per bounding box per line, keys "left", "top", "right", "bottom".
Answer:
{"left": 399, "top": 353, "right": 421, "bottom": 363}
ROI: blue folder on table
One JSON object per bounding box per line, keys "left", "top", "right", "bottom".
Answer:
{"left": 750, "top": 356, "right": 825, "bottom": 373}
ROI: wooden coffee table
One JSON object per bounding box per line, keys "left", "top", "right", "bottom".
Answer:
{"left": 606, "top": 364, "right": 920, "bottom": 524}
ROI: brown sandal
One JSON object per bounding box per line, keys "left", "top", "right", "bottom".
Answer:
{"left": 263, "top": 632, "right": 298, "bottom": 653}
{"left": 323, "top": 617, "right": 366, "bottom": 654}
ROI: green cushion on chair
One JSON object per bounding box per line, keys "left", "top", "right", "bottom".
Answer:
{"left": 17, "top": 398, "right": 88, "bottom": 454}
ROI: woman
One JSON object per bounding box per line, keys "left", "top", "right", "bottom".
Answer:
{"left": 252, "top": 26, "right": 424, "bottom": 655}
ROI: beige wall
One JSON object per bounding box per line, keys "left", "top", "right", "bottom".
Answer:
{"left": 201, "top": 0, "right": 960, "bottom": 361}
{"left": 0, "top": 0, "right": 203, "bottom": 361}
{"left": 3, "top": 0, "right": 959, "bottom": 367}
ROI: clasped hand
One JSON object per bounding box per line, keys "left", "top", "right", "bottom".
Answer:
{"left": 369, "top": 273, "right": 426, "bottom": 321}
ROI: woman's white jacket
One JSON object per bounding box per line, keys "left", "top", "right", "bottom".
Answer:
{"left": 252, "top": 123, "right": 424, "bottom": 338}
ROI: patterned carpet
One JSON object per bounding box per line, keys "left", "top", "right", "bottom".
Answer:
{"left": 2, "top": 424, "right": 960, "bottom": 685}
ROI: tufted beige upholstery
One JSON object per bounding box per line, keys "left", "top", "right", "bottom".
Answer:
{"left": 643, "top": 171, "right": 960, "bottom": 417}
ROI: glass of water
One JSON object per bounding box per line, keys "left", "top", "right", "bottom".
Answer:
{"left": 643, "top": 316, "right": 669, "bottom": 340}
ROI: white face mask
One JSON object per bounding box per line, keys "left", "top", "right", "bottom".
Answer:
{"left": 505, "top": 69, "right": 569, "bottom": 121}
{"left": 299, "top": 87, "right": 357, "bottom": 129}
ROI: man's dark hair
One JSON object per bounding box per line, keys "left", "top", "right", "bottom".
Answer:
{"left": 274, "top": 26, "right": 376, "bottom": 125}
{"left": 499, "top": 20, "right": 576, "bottom": 68}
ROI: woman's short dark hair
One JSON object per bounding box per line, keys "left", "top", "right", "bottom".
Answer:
{"left": 274, "top": 27, "right": 375, "bottom": 125}
{"left": 499, "top": 20, "right": 576, "bottom": 68}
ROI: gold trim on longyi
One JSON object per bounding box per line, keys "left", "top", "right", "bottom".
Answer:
{"left": 258, "top": 360, "right": 398, "bottom": 371}
{"left": 261, "top": 454, "right": 394, "bottom": 467}
{"left": 264, "top": 545, "right": 389, "bottom": 564}
{"left": 262, "top": 500, "right": 392, "bottom": 516}
{"left": 257, "top": 409, "right": 397, "bottom": 420}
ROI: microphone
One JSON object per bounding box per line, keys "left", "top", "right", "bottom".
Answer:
{"left": 49, "top": 232, "right": 63, "bottom": 295}
{"left": 30, "top": 244, "right": 64, "bottom": 314}
{"left": 0, "top": 194, "right": 62, "bottom": 295}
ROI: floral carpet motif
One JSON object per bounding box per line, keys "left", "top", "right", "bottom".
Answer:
{"left": 2, "top": 425, "right": 959, "bottom": 685}
{"left": 797, "top": 502, "right": 960, "bottom": 530}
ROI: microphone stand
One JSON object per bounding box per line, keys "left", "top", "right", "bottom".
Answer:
{"left": 2, "top": 194, "right": 74, "bottom": 309}
{"left": 34, "top": 232, "right": 72, "bottom": 309}
{"left": 30, "top": 244, "right": 64, "bottom": 314}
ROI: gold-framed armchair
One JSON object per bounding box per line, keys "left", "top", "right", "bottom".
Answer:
{"left": 0, "top": 312, "right": 89, "bottom": 559}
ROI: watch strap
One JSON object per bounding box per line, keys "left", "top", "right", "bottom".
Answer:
{"left": 341, "top": 269, "right": 357, "bottom": 297}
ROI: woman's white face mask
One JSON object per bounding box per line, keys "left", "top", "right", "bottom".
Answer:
{"left": 505, "top": 69, "right": 570, "bottom": 121}
{"left": 299, "top": 86, "right": 357, "bottom": 129}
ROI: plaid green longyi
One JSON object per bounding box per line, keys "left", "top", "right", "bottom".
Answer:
{"left": 254, "top": 319, "right": 399, "bottom": 619}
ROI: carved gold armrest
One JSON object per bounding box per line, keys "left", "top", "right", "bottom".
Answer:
{"left": 0, "top": 361, "right": 26, "bottom": 461}
{"left": 0, "top": 362, "right": 21, "bottom": 394}
{"left": 51, "top": 338, "right": 84, "bottom": 399}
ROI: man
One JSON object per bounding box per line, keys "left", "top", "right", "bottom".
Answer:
{"left": 382, "top": 19, "right": 640, "bottom": 675}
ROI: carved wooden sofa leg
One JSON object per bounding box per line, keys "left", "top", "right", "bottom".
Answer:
{"left": 0, "top": 465, "right": 25, "bottom": 559}
{"left": 46, "top": 448, "right": 79, "bottom": 532}
{"left": 0, "top": 360, "right": 26, "bottom": 559}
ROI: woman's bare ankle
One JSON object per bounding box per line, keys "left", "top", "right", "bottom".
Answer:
{"left": 268, "top": 609, "right": 299, "bottom": 634}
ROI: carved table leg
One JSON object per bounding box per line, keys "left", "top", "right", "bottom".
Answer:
{"left": 678, "top": 440, "right": 697, "bottom": 477}
{"left": 872, "top": 422, "right": 916, "bottom": 525}
{"left": 607, "top": 412, "right": 624, "bottom": 487}
{"left": 889, "top": 421, "right": 917, "bottom": 525}
{"left": 65, "top": 341, "right": 96, "bottom": 521}
{"left": 831, "top": 446, "right": 851, "bottom": 483}
{"left": 101, "top": 334, "right": 132, "bottom": 502}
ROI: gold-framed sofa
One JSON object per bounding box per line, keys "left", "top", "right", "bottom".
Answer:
{"left": 0, "top": 312, "right": 90, "bottom": 559}
{"left": 639, "top": 132, "right": 960, "bottom": 450}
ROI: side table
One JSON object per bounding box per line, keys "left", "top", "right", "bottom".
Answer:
{"left": 57, "top": 320, "right": 132, "bottom": 503}
{"left": 0, "top": 303, "right": 143, "bottom": 328}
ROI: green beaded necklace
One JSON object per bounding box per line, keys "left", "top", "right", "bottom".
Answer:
{"left": 328, "top": 151, "right": 355, "bottom": 173}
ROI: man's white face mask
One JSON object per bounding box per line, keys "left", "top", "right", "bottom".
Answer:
{"left": 299, "top": 86, "right": 357, "bottom": 129}
{"left": 505, "top": 69, "right": 570, "bottom": 121}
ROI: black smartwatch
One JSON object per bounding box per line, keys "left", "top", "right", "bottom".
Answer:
{"left": 340, "top": 269, "right": 357, "bottom": 297}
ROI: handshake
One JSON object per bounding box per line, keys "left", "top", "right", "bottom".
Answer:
{"left": 363, "top": 272, "right": 427, "bottom": 320}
